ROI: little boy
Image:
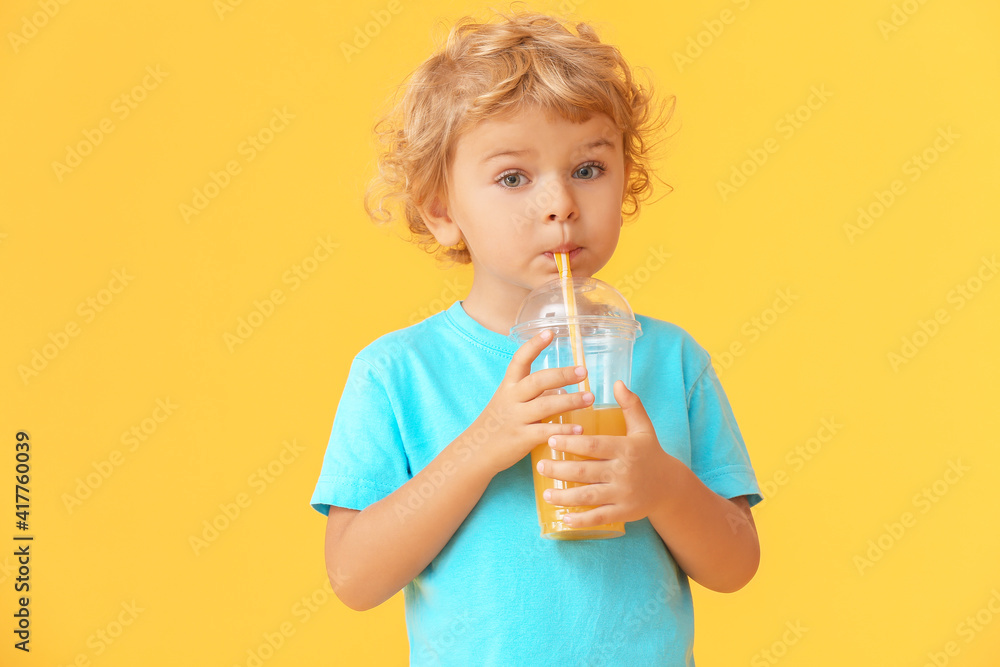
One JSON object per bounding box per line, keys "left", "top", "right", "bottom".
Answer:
{"left": 311, "top": 9, "right": 762, "bottom": 665}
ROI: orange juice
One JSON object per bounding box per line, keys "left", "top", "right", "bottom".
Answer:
{"left": 530, "top": 405, "right": 627, "bottom": 540}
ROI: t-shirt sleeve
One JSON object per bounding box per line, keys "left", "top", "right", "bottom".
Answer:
{"left": 310, "top": 355, "right": 411, "bottom": 516}
{"left": 687, "top": 361, "right": 763, "bottom": 508}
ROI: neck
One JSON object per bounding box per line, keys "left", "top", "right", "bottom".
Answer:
{"left": 461, "top": 280, "right": 531, "bottom": 336}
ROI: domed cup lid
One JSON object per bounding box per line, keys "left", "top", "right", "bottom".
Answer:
{"left": 510, "top": 276, "right": 642, "bottom": 341}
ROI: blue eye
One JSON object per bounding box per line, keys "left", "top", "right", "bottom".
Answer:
{"left": 574, "top": 162, "right": 605, "bottom": 179}
{"left": 497, "top": 171, "right": 527, "bottom": 188}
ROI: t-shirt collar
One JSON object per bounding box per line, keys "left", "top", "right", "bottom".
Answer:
{"left": 444, "top": 301, "right": 520, "bottom": 356}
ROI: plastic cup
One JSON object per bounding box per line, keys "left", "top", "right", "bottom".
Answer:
{"left": 511, "top": 276, "right": 642, "bottom": 540}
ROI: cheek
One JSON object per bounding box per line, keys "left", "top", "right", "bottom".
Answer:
{"left": 591, "top": 187, "right": 625, "bottom": 222}
{"left": 602, "top": 225, "right": 622, "bottom": 250}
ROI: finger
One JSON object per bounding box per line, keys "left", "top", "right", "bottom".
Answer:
{"left": 517, "top": 365, "right": 588, "bottom": 401}
{"left": 560, "top": 505, "right": 619, "bottom": 530}
{"left": 547, "top": 433, "right": 617, "bottom": 460}
{"left": 614, "top": 381, "right": 655, "bottom": 436}
{"left": 523, "top": 422, "right": 585, "bottom": 455}
{"left": 536, "top": 457, "right": 612, "bottom": 484}
{"left": 543, "top": 483, "right": 610, "bottom": 511}
{"left": 530, "top": 421, "right": 585, "bottom": 441}
{"left": 505, "top": 329, "right": 554, "bottom": 382}
{"left": 525, "top": 391, "right": 594, "bottom": 423}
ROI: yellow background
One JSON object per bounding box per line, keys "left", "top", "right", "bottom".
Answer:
{"left": 2, "top": 0, "right": 999, "bottom": 664}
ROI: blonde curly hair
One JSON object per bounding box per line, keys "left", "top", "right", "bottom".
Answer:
{"left": 364, "top": 6, "right": 674, "bottom": 264}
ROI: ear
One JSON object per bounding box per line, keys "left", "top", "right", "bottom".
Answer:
{"left": 418, "top": 194, "right": 464, "bottom": 248}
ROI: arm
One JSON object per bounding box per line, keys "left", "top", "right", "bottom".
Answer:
{"left": 324, "top": 330, "right": 596, "bottom": 611}
{"left": 536, "top": 381, "right": 760, "bottom": 593}
{"left": 646, "top": 472, "right": 759, "bottom": 593}
{"left": 324, "top": 436, "right": 497, "bottom": 611}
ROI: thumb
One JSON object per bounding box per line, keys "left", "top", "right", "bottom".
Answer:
{"left": 614, "top": 381, "right": 654, "bottom": 436}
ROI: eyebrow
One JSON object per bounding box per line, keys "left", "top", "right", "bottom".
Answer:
{"left": 481, "top": 138, "right": 616, "bottom": 163}
{"left": 581, "top": 138, "right": 616, "bottom": 152}
{"left": 482, "top": 148, "right": 533, "bottom": 163}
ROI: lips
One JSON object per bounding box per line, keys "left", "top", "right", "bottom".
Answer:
{"left": 543, "top": 246, "right": 582, "bottom": 261}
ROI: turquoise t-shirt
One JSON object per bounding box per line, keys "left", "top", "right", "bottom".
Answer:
{"left": 311, "top": 301, "right": 761, "bottom": 666}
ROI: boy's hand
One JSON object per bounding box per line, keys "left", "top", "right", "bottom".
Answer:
{"left": 464, "top": 329, "right": 596, "bottom": 476}
{"left": 535, "top": 380, "right": 675, "bottom": 528}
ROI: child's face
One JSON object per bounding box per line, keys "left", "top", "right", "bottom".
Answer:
{"left": 424, "top": 105, "right": 629, "bottom": 297}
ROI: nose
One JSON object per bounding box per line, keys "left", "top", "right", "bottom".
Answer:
{"left": 543, "top": 176, "right": 579, "bottom": 223}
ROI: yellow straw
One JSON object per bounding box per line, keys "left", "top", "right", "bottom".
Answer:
{"left": 554, "top": 252, "right": 591, "bottom": 395}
